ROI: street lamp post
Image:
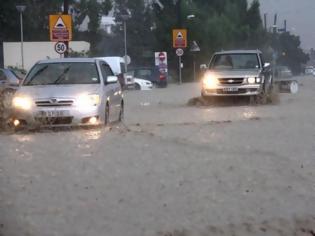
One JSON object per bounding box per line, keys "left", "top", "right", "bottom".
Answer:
{"left": 121, "top": 14, "right": 130, "bottom": 72}
{"left": 16, "top": 5, "right": 26, "bottom": 70}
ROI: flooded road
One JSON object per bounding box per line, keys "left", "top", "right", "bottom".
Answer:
{"left": 1, "top": 76, "right": 315, "bottom": 236}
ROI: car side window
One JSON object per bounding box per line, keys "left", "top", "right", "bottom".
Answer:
{"left": 100, "top": 63, "right": 114, "bottom": 83}
{"left": 0, "top": 71, "right": 6, "bottom": 81}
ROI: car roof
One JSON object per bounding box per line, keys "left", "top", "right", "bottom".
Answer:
{"left": 37, "top": 58, "right": 98, "bottom": 64}
{"left": 214, "top": 50, "right": 262, "bottom": 55}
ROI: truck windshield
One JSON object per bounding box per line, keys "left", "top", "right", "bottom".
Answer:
{"left": 23, "top": 62, "right": 100, "bottom": 85}
{"left": 210, "top": 53, "right": 260, "bottom": 70}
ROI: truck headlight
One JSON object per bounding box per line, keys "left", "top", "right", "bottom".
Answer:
{"left": 76, "top": 94, "right": 100, "bottom": 107}
{"left": 203, "top": 73, "right": 219, "bottom": 88}
{"left": 12, "top": 96, "right": 32, "bottom": 110}
{"left": 247, "top": 77, "right": 256, "bottom": 84}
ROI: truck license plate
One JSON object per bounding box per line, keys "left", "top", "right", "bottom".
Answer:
{"left": 223, "top": 87, "right": 238, "bottom": 92}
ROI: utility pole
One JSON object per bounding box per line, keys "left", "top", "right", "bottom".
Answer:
{"left": 16, "top": 5, "right": 26, "bottom": 69}
{"left": 176, "top": 0, "right": 182, "bottom": 28}
{"left": 264, "top": 13, "right": 267, "bottom": 30}
{"left": 63, "top": 0, "right": 69, "bottom": 57}
{"left": 176, "top": 0, "right": 183, "bottom": 84}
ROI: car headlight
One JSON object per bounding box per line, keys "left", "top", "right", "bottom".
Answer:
{"left": 12, "top": 96, "right": 32, "bottom": 110}
{"left": 203, "top": 73, "right": 219, "bottom": 88}
{"left": 76, "top": 94, "right": 100, "bottom": 107}
{"left": 247, "top": 77, "right": 256, "bottom": 84}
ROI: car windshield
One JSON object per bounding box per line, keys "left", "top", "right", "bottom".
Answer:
{"left": 210, "top": 53, "right": 260, "bottom": 70}
{"left": 23, "top": 62, "right": 99, "bottom": 85}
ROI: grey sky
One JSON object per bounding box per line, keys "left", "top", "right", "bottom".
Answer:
{"left": 254, "top": 0, "right": 315, "bottom": 50}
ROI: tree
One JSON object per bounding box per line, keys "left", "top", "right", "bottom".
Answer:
{"left": 73, "top": 0, "right": 112, "bottom": 55}
{"left": 274, "top": 32, "right": 309, "bottom": 74}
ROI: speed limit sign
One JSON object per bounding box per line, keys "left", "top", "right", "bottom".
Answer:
{"left": 54, "top": 41, "right": 67, "bottom": 54}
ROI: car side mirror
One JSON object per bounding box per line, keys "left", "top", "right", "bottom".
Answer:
{"left": 107, "top": 75, "right": 118, "bottom": 84}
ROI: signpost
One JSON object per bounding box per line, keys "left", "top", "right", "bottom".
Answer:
{"left": 49, "top": 14, "right": 72, "bottom": 57}
{"left": 173, "top": 29, "right": 187, "bottom": 84}
{"left": 155, "top": 51, "right": 168, "bottom": 79}
{"left": 54, "top": 41, "right": 67, "bottom": 55}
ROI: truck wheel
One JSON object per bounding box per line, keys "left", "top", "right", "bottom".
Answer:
{"left": 289, "top": 81, "right": 299, "bottom": 94}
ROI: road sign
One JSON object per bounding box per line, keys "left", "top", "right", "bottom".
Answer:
{"left": 54, "top": 41, "right": 67, "bottom": 54}
{"left": 158, "top": 52, "right": 166, "bottom": 61}
{"left": 155, "top": 51, "right": 168, "bottom": 73}
{"left": 49, "top": 15, "right": 72, "bottom": 42}
{"left": 123, "top": 55, "right": 131, "bottom": 65}
{"left": 173, "top": 29, "right": 187, "bottom": 48}
{"left": 176, "top": 48, "right": 184, "bottom": 56}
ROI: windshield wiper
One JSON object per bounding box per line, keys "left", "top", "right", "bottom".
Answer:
{"left": 51, "top": 66, "right": 71, "bottom": 84}
{"left": 24, "top": 65, "right": 48, "bottom": 85}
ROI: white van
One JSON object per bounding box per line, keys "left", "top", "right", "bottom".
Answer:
{"left": 96, "top": 57, "right": 135, "bottom": 89}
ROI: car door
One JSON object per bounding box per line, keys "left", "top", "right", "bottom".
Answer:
{"left": 99, "top": 62, "right": 121, "bottom": 121}
{"left": 0, "top": 70, "right": 8, "bottom": 93}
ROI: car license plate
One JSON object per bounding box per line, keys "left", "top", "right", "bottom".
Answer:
{"left": 223, "top": 87, "right": 238, "bottom": 92}
{"left": 37, "top": 110, "right": 69, "bottom": 117}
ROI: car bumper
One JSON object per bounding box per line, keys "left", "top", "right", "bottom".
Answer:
{"left": 202, "top": 84, "right": 263, "bottom": 96}
{"left": 12, "top": 105, "right": 103, "bottom": 127}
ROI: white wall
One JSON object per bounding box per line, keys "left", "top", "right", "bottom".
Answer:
{"left": 3, "top": 41, "right": 90, "bottom": 71}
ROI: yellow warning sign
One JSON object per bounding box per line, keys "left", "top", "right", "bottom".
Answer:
{"left": 173, "top": 29, "right": 187, "bottom": 48}
{"left": 49, "top": 15, "right": 72, "bottom": 42}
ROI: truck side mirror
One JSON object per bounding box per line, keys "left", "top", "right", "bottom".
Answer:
{"left": 264, "top": 62, "right": 271, "bottom": 68}
{"left": 200, "top": 64, "right": 207, "bottom": 70}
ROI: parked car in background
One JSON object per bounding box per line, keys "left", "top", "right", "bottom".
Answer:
{"left": 275, "top": 66, "right": 293, "bottom": 78}
{"left": 96, "top": 57, "right": 134, "bottom": 90}
{"left": 0, "top": 68, "right": 23, "bottom": 111}
{"left": 305, "top": 66, "right": 314, "bottom": 75}
{"left": 11, "top": 58, "right": 124, "bottom": 129}
{"left": 129, "top": 66, "right": 167, "bottom": 88}
{"left": 133, "top": 78, "right": 153, "bottom": 90}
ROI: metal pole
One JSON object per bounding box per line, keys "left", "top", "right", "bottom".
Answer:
{"left": 63, "top": 0, "right": 69, "bottom": 57}
{"left": 193, "top": 54, "right": 196, "bottom": 81}
{"left": 178, "top": 55, "right": 183, "bottom": 84}
{"left": 20, "top": 12, "right": 24, "bottom": 69}
{"left": 124, "top": 20, "right": 128, "bottom": 72}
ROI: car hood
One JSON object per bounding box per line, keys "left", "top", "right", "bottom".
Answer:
{"left": 16, "top": 84, "right": 101, "bottom": 99}
{"left": 208, "top": 69, "right": 261, "bottom": 78}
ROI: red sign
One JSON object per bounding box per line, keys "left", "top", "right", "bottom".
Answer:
{"left": 52, "top": 29, "right": 70, "bottom": 41}
{"left": 159, "top": 52, "right": 166, "bottom": 61}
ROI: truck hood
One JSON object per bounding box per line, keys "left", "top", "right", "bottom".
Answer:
{"left": 16, "top": 84, "right": 101, "bottom": 99}
{"left": 208, "top": 69, "right": 261, "bottom": 78}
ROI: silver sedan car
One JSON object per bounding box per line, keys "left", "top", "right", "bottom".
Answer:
{"left": 11, "top": 58, "right": 124, "bottom": 128}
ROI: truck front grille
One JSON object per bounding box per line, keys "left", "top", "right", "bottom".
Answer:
{"left": 218, "top": 78, "right": 244, "bottom": 85}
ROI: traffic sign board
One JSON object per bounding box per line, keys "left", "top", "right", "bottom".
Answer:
{"left": 176, "top": 48, "right": 184, "bottom": 56}
{"left": 49, "top": 15, "right": 72, "bottom": 42}
{"left": 54, "top": 41, "right": 67, "bottom": 54}
{"left": 173, "top": 29, "right": 187, "bottom": 48}
{"left": 158, "top": 52, "right": 166, "bottom": 61}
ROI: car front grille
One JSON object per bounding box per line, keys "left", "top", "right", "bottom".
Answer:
{"left": 35, "top": 99, "right": 74, "bottom": 107}
{"left": 218, "top": 78, "right": 244, "bottom": 85}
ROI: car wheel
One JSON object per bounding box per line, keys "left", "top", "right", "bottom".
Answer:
{"left": 135, "top": 83, "right": 141, "bottom": 90}
{"left": 105, "top": 103, "right": 110, "bottom": 126}
{"left": 118, "top": 101, "right": 124, "bottom": 122}
{"left": 289, "top": 81, "right": 299, "bottom": 94}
